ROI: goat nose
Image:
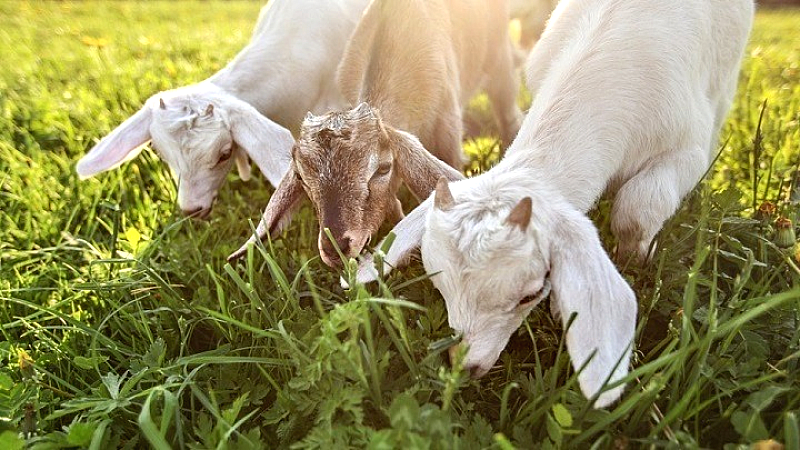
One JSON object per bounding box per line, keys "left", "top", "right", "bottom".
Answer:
{"left": 182, "top": 206, "right": 203, "bottom": 216}
{"left": 464, "top": 364, "right": 487, "bottom": 379}
{"left": 448, "top": 344, "right": 488, "bottom": 378}
{"left": 320, "top": 242, "right": 344, "bottom": 269}
{"left": 323, "top": 253, "right": 344, "bottom": 269}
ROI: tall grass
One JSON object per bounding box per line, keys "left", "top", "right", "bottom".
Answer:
{"left": 1, "top": 2, "right": 799, "bottom": 448}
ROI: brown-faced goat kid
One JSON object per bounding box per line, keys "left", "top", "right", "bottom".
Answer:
{"left": 229, "top": 0, "right": 521, "bottom": 267}
{"left": 228, "top": 104, "right": 464, "bottom": 266}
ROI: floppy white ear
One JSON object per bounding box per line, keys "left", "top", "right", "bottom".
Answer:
{"left": 227, "top": 99, "right": 294, "bottom": 189}
{"left": 549, "top": 208, "right": 637, "bottom": 408}
{"left": 228, "top": 166, "right": 306, "bottom": 262}
{"left": 347, "top": 197, "right": 433, "bottom": 286}
{"left": 389, "top": 128, "right": 464, "bottom": 199}
{"left": 76, "top": 107, "right": 153, "bottom": 178}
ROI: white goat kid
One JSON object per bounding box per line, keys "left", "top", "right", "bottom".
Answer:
{"left": 76, "top": 0, "right": 370, "bottom": 217}
{"left": 354, "top": 0, "right": 755, "bottom": 408}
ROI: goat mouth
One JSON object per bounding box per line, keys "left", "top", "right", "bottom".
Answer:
{"left": 190, "top": 208, "right": 212, "bottom": 220}
{"left": 321, "top": 253, "right": 344, "bottom": 269}
{"left": 467, "top": 365, "right": 490, "bottom": 379}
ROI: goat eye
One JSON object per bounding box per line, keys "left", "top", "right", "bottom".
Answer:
{"left": 374, "top": 162, "right": 392, "bottom": 178}
{"left": 518, "top": 292, "right": 540, "bottom": 308}
{"left": 217, "top": 146, "right": 233, "bottom": 165}
{"left": 518, "top": 283, "right": 549, "bottom": 308}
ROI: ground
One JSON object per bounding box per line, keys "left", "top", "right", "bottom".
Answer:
{"left": 1, "top": 2, "right": 799, "bottom": 449}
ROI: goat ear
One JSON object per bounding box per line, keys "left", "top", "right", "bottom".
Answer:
{"left": 549, "top": 210, "right": 637, "bottom": 408}
{"left": 228, "top": 166, "right": 306, "bottom": 262}
{"left": 434, "top": 177, "right": 454, "bottom": 211}
{"left": 505, "top": 197, "right": 532, "bottom": 231}
{"left": 234, "top": 147, "right": 251, "bottom": 182}
{"left": 349, "top": 198, "right": 433, "bottom": 285}
{"left": 227, "top": 99, "right": 294, "bottom": 189}
{"left": 76, "top": 107, "right": 152, "bottom": 178}
{"left": 390, "top": 128, "right": 465, "bottom": 200}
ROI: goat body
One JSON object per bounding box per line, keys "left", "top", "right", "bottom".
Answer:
{"left": 76, "top": 0, "right": 370, "bottom": 217}
{"left": 230, "top": 0, "right": 521, "bottom": 266}
{"left": 355, "top": 0, "right": 754, "bottom": 407}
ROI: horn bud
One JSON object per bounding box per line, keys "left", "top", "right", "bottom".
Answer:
{"left": 353, "top": 102, "right": 371, "bottom": 115}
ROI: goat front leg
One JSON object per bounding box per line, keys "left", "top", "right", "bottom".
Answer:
{"left": 611, "top": 143, "right": 710, "bottom": 264}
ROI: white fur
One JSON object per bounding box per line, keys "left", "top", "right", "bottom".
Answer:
{"left": 356, "top": 0, "right": 754, "bottom": 407}
{"left": 76, "top": 0, "right": 370, "bottom": 215}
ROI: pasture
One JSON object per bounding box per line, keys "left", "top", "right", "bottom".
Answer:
{"left": 1, "top": 1, "right": 799, "bottom": 448}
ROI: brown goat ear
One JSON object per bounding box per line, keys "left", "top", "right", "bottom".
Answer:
{"left": 228, "top": 167, "right": 306, "bottom": 262}
{"left": 390, "top": 127, "right": 465, "bottom": 200}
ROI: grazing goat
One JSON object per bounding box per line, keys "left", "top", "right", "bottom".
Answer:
{"left": 352, "top": 0, "right": 754, "bottom": 407}
{"left": 229, "top": 0, "right": 521, "bottom": 267}
{"left": 76, "top": 0, "right": 370, "bottom": 218}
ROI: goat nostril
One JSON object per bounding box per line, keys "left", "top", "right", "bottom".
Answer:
{"left": 339, "top": 237, "right": 352, "bottom": 255}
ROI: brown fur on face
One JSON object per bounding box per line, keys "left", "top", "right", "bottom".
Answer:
{"left": 226, "top": 103, "right": 464, "bottom": 266}
{"left": 294, "top": 107, "right": 404, "bottom": 267}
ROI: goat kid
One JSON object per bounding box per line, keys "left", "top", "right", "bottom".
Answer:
{"left": 229, "top": 0, "right": 520, "bottom": 266}
{"left": 228, "top": 104, "right": 465, "bottom": 266}
{"left": 76, "top": 0, "right": 369, "bottom": 218}
{"left": 352, "top": 0, "right": 755, "bottom": 408}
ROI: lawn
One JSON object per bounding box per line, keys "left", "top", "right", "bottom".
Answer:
{"left": 1, "top": 1, "right": 799, "bottom": 449}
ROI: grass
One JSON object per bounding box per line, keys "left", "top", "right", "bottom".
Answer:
{"left": 1, "top": 1, "right": 799, "bottom": 448}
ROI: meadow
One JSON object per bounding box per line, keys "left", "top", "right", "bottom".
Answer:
{"left": 1, "top": 1, "right": 799, "bottom": 448}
